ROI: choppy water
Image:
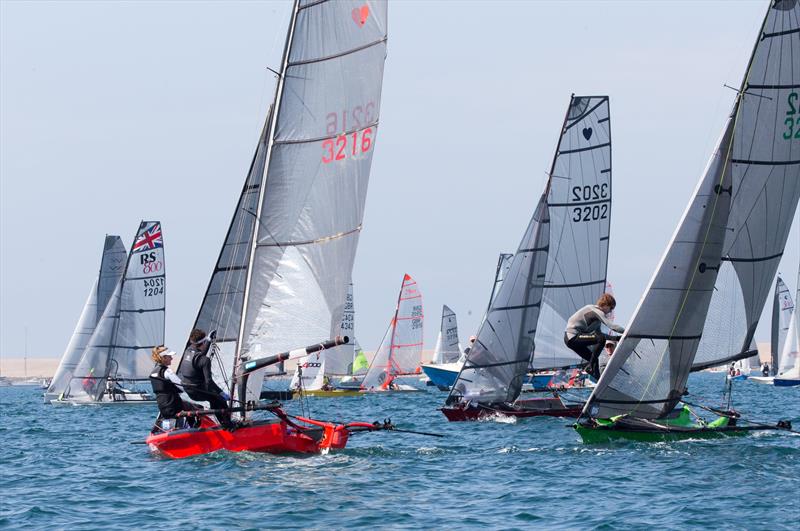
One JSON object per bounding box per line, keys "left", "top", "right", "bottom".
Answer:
{"left": 1, "top": 373, "right": 798, "bottom": 530}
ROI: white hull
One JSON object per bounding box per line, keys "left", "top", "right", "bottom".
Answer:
{"left": 748, "top": 376, "right": 774, "bottom": 385}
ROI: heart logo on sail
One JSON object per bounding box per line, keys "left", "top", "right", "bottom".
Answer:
{"left": 582, "top": 127, "right": 593, "bottom": 141}
{"left": 352, "top": 4, "right": 369, "bottom": 27}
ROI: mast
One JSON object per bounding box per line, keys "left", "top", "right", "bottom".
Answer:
{"left": 232, "top": 0, "right": 301, "bottom": 400}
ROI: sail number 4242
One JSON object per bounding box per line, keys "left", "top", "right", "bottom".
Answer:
{"left": 322, "top": 128, "right": 373, "bottom": 164}
{"left": 784, "top": 92, "right": 800, "bottom": 140}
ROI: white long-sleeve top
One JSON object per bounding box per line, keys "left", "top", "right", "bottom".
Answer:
{"left": 565, "top": 304, "right": 624, "bottom": 340}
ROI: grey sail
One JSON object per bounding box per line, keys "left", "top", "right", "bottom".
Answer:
{"left": 47, "top": 236, "right": 127, "bottom": 399}
{"left": 190, "top": 0, "right": 388, "bottom": 408}
{"left": 586, "top": 0, "right": 800, "bottom": 420}
{"left": 68, "top": 222, "right": 166, "bottom": 401}
{"left": 447, "top": 195, "right": 550, "bottom": 405}
{"left": 435, "top": 305, "right": 461, "bottom": 364}
{"left": 770, "top": 275, "right": 794, "bottom": 373}
{"left": 533, "top": 95, "right": 612, "bottom": 370}
{"left": 488, "top": 253, "right": 514, "bottom": 309}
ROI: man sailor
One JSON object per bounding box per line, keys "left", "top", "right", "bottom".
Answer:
{"left": 564, "top": 293, "right": 624, "bottom": 379}
{"left": 177, "top": 328, "right": 231, "bottom": 425}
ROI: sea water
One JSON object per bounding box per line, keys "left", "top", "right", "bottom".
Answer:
{"left": 1, "top": 372, "right": 798, "bottom": 530}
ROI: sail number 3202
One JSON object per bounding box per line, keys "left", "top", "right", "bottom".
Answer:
{"left": 322, "top": 128, "right": 373, "bottom": 164}
{"left": 784, "top": 92, "right": 800, "bottom": 140}
{"left": 571, "top": 184, "right": 609, "bottom": 222}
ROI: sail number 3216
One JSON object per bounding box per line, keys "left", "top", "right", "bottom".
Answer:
{"left": 322, "top": 128, "right": 373, "bottom": 164}
{"left": 784, "top": 92, "right": 800, "bottom": 140}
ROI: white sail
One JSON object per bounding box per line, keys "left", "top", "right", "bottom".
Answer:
{"left": 68, "top": 222, "right": 166, "bottom": 401}
{"left": 290, "top": 354, "right": 326, "bottom": 391}
{"left": 361, "top": 274, "right": 424, "bottom": 389}
{"left": 324, "top": 282, "right": 356, "bottom": 376}
{"left": 47, "top": 236, "right": 127, "bottom": 399}
{"left": 778, "top": 270, "right": 800, "bottom": 376}
{"left": 587, "top": 1, "right": 800, "bottom": 419}
{"left": 432, "top": 305, "right": 460, "bottom": 364}
{"left": 533, "top": 96, "right": 612, "bottom": 370}
{"left": 771, "top": 275, "right": 794, "bottom": 372}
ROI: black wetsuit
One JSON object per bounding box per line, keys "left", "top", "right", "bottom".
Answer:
{"left": 149, "top": 364, "right": 183, "bottom": 419}
{"left": 177, "top": 346, "right": 230, "bottom": 418}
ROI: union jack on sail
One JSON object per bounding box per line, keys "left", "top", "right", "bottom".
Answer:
{"left": 132, "top": 222, "right": 163, "bottom": 253}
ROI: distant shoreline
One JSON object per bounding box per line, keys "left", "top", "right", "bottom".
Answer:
{"left": 0, "top": 358, "right": 60, "bottom": 378}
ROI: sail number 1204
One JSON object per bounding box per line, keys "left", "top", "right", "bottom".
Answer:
{"left": 322, "top": 128, "right": 373, "bottom": 164}
{"left": 784, "top": 92, "right": 800, "bottom": 140}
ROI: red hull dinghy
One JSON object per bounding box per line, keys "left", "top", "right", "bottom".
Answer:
{"left": 146, "top": 403, "right": 382, "bottom": 459}
{"left": 146, "top": 338, "right": 393, "bottom": 459}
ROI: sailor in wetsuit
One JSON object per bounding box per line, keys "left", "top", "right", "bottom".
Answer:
{"left": 564, "top": 293, "right": 624, "bottom": 379}
{"left": 149, "top": 346, "right": 186, "bottom": 427}
{"left": 177, "top": 328, "right": 231, "bottom": 425}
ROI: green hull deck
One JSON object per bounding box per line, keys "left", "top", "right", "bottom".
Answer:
{"left": 575, "top": 406, "right": 780, "bottom": 443}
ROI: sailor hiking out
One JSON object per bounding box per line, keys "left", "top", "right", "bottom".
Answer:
{"left": 177, "top": 328, "right": 231, "bottom": 426}
{"left": 564, "top": 293, "right": 624, "bottom": 379}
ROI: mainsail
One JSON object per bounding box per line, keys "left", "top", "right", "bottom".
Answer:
{"left": 447, "top": 95, "right": 611, "bottom": 405}
{"left": 771, "top": 275, "right": 794, "bottom": 373}
{"left": 47, "top": 236, "right": 127, "bottom": 398}
{"left": 361, "top": 274, "right": 424, "bottom": 389}
{"left": 586, "top": 0, "right": 800, "bottom": 419}
{"left": 68, "top": 222, "right": 166, "bottom": 401}
{"left": 179, "top": 0, "right": 388, "bottom": 410}
{"left": 431, "top": 305, "right": 461, "bottom": 364}
{"left": 533, "top": 95, "right": 612, "bottom": 370}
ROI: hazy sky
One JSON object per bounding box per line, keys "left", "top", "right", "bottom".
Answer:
{"left": 1, "top": 0, "right": 798, "bottom": 358}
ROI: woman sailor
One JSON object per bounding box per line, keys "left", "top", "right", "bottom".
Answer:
{"left": 149, "top": 346, "right": 186, "bottom": 429}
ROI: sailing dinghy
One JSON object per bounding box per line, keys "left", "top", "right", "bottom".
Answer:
{"left": 775, "top": 275, "right": 800, "bottom": 386}
{"left": 421, "top": 305, "right": 464, "bottom": 390}
{"left": 751, "top": 274, "right": 796, "bottom": 383}
{"left": 576, "top": 0, "right": 800, "bottom": 442}
{"left": 752, "top": 269, "right": 800, "bottom": 386}
{"left": 352, "top": 274, "right": 424, "bottom": 392}
{"left": 146, "top": 0, "right": 394, "bottom": 458}
{"left": 45, "top": 235, "right": 127, "bottom": 403}
{"left": 442, "top": 94, "right": 613, "bottom": 421}
{"left": 53, "top": 221, "right": 165, "bottom": 406}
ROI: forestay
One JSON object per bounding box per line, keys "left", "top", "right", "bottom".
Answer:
{"left": 587, "top": 0, "right": 800, "bottom": 419}
{"left": 771, "top": 275, "right": 794, "bottom": 372}
{"left": 69, "top": 222, "right": 166, "bottom": 401}
{"left": 534, "top": 95, "right": 612, "bottom": 370}
{"left": 432, "top": 305, "right": 461, "bottom": 364}
{"left": 47, "top": 236, "right": 127, "bottom": 398}
{"left": 229, "top": 0, "right": 388, "bottom": 406}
